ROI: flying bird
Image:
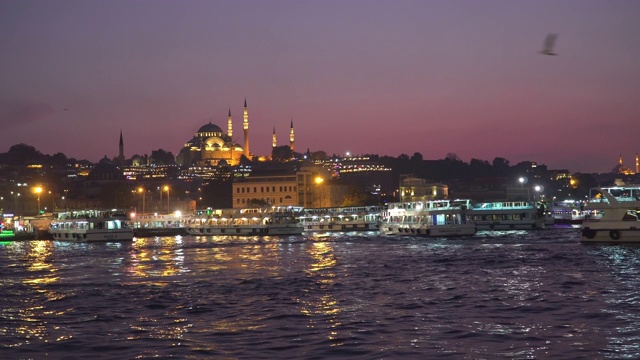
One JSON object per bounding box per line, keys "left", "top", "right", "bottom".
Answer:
{"left": 539, "top": 33, "right": 558, "bottom": 55}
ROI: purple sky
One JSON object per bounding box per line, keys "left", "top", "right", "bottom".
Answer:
{"left": 1, "top": 0, "right": 639, "bottom": 173}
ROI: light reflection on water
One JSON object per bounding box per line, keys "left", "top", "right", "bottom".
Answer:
{"left": 299, "top": 242, "right": 343, "bottom": 345}
{"left": 1, "top": 231, "right": 640, "bottom": 358}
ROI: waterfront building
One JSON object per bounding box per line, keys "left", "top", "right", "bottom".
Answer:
{"left": 399, "top": 176, "right": 448, "bottom": 202}
{"left": 231, "top": 166, "right": 340, "bottom": 208}
{"left": 232, "top": 170, "right": 298, "bottom": 208}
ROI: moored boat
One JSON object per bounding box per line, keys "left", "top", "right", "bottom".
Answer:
{"left": 551, "top": 200, "right": 602, "bottom": 224}
{"left": 300, "top": 206, "right": 382, "bottom": 232}
{"left": 581, "top": 189, "right": 640, "bottom": 243}
{"left": 467, "top": 200, "right": 546, "bottom": 230}
{"left": 49, "top": 210, "right": 134, "bottom": 242}
{"left": 379, "top": 200, "right": 476, "bottom": 237}
{"left": 127, "top": 211, "right": 188, "bottom": 237}
{"left": 187, "top": 206, "right": 303, "bottom": 236}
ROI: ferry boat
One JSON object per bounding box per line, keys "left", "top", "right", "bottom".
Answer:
{"left": 587, "top": 185, "right": 640, "bottom": 208}
{"left": 187, "top": 206, "right": 304, "bottom": 236}
{"left": 581, "top": 189, "right": 640, "bottom": 243}
{"left": 550, "top": 201, "right": 602, "bottom": 224}
{"left": 379, "top": 199, "right": 476, "bottom": 237}
{"left": 127, "top": 211, "right": 189, "bottom": 237}
{"left": 49, "top": 209, "right": 134, "bottom": 242}
{"left": 299, "top": 206, "right": 382, "bottom": 232}
{"left": 467, "top": 200, "right": 546, "bottom": 230}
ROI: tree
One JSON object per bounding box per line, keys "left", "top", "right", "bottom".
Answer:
{"left": 469, "top": 158, "right": 491, "bottom": 178}
{"left": 150, "top": 149, "right": 176, "bottom": 165}
{"left": 4, "top": 143, "right": 43, "bottom": 165}
{"left": 341, "top": 185, "right": 377, "bottom": 207}
{"left": 491, "top": 157, "right": 510, "bottom": 177}
{"left": 271, "top": 146, "right": 293, "bottom": 162}
{"left": 248, "top": 198, "right": 269, "bottom": 207}
{"left": 446, "top": 153, "right": 461, "bottom": 162}
{"left": 311, "top": 150, "right": 328, "bottom": 161}
{"left": 50, "top": 152, "right": 68, "bottom": 166}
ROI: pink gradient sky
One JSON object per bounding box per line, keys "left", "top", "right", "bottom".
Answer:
{"left": 1, "top": 0, "right": 639, "bottom": 173}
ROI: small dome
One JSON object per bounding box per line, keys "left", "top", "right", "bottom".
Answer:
{"left": 198, "top": 122, "right": 223, "bottom": 133}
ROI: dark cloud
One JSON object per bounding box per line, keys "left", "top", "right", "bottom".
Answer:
{"left": 0, "top": 100, "right": 55, "bottom": 129}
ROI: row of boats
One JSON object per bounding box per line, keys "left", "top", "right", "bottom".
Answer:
{"left": 40, "top": 186, "right": 640, "bottom": 244}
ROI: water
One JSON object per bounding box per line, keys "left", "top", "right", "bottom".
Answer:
{"left": 2, "top": 227, "right": 640, "bottom": 359}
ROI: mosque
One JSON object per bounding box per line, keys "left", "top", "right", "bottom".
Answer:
{"left": 612, "top": 154, "right": 639, "bottom": 175}
{"left": 176, "top": 99, "right": 295, "bottom": 167}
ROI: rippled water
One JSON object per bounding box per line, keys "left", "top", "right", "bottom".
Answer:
{"left": 2, "top": 226, "right": 640, "bottom": 359}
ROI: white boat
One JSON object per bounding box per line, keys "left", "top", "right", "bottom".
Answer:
{"left": 49, "top": 210, "right": 134, "bottom": 242}
{"left": 587, "top": 185, "right": 640, "bottom": 208}
{"left": 187, "top": 206, "right": 304, "bottom": 236}
{"left": 127, "top": 211, "right": 188, "bottom": 237}
{"left": 300, "top": 206, "right": 382, "bottom": 232}
{"left": 467, "top": 200, "right": 546, "bottom": 230}
{"left": 379, "top": 200, "right": 476, "bottom": 237}
{"left": 550, "top": 201, "right": 602, "bottom": 224}
{"left": 581, "top": 189, "right": 640, "bottom": 243}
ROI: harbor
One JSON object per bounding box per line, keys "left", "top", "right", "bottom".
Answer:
{"left": 3, "top": 227, "right": 640, "bottom": 358}
{"left": 4, "top": 185, "right": 640, "bottom": 242}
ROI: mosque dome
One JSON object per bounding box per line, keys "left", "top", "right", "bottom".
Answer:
{"left": 89, "top": 157, "right": 124, "bottom": 181}
{"left": 197, "top": 122, "right": 223, "bottom": 133}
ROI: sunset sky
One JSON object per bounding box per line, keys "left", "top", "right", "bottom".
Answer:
{"left": 1, "top": 0, "right": 639, "bottom": 173}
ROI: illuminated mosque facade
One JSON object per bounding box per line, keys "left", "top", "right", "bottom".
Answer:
{"left": 176, "top": 99, "right": 295, "bottom": 167}
{"left": 613, "top": 153, "right": 639, "bottom": 175}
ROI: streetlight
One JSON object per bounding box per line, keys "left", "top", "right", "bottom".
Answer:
{"left": 314, "top": 176, "right": 324, "bottom": 207}
{"left": 163, "top": 185, "right": 170, "bottom": 213}
{"left": 138, "top": 187, "right": 146, "bottom": 213}
{"left": 33, "top": 186, "right": 43, "bottom": 214}
{"left": 48, "top": 190, "right": 54, "bottom": 212}
{"left": 518, "top": 177, "right": 528, "bottom": 201}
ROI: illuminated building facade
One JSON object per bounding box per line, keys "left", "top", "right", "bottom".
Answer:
{"left": 176, "top": 122, "right": 244, "bottom": 167}
{"left": 232, "top": 173, "right": 298, "bottom": 208}
{"left": 399, "top": 177, "right": 449, "bottom": 202}
{"left": 613, "top": 154, "right": 635, "bottom": 175}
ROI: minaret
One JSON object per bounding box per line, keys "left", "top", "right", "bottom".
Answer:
{"left": 118, "top": 130, "right": 124, "bottom": 164}
{"left": 227, "top": 108, "right": 233, "bottom": 138}
{"left": 243, "top": 98, "right": 250, "bottom": 157}
{"left": 619, "top": 154, "right": 623, "bottom": 165}
{"left": 636, "top": 153, "right": 639, "bottom": 174}
{"left": 272, "top": 127, "right": 277, "bottom": 148}
{"left": 289, "top": 118, "right": 295, "bottom": 152}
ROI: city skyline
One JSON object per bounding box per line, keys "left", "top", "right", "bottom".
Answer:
{"left": 1, "top": 0, "right": 639, "bottom": 173}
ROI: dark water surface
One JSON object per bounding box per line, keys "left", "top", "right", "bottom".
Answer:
{"left": 2, "top": 227, "right": 640, "bottom": 359}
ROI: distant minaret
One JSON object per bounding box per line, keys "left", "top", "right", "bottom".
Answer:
{"left": 272, "top": 127, "right": 277, "bottom": 148}
{"left": 118, "top": 130, "right": 124, "bottom": 164}
{"left": 289, "top": 118, "right": 295, "bottom": 152}
{"left": 619, "top": 154, "right": 624, "bottom": 165}
{"left": 227, "top": 108, "right": 233, "bottom": 138}
{"left": 243, "top": 98, "right": 250, "bottom": 157}
{"left": 636, "top": 153, "right": 639, "bottom": 174}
